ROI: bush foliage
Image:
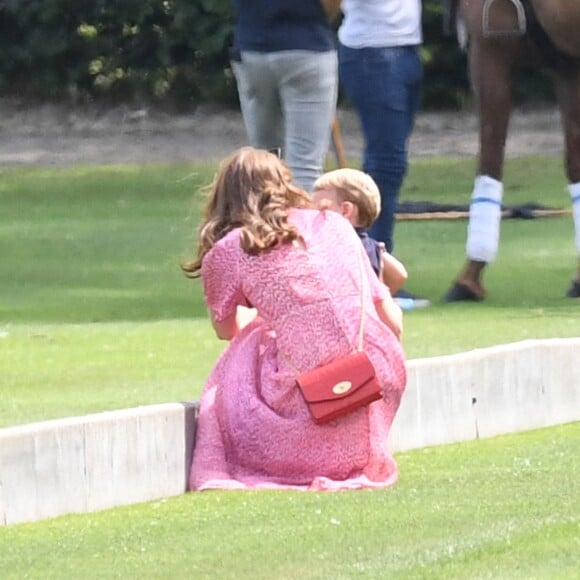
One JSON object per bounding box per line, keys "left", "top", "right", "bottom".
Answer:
{"left": 0, "top": 0, "right": 235, "bottom": 107}
{"left": 0, "top": 0, "right": 549, "bottom": 109}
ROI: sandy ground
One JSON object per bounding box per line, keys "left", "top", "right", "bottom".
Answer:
{"left": 0, "top": 99, "right": 566, "bottom": 168}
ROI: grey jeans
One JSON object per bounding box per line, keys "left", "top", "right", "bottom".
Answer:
{"left": 232, "top": 50, "right": 338, "bottom": 193}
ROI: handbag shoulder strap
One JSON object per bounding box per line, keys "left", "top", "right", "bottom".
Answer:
{"left": 280, "top": 238, "right": 369, "bottom": 374}
{"left": 354, "top": 239, "right": 367, "bottom": 352}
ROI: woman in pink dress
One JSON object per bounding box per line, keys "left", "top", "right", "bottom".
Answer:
{"left": 182, "top": 147, "right": 407, "bottom": 491}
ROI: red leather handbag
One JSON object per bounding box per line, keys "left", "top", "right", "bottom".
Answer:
{"left": 295, "top": 350, "right": 381, "bottom": 424}
{"left": 289, "top": 242, "right": 382, "bottom": 424}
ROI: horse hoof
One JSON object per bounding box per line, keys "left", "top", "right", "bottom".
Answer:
{"left": 443, "top": 282, "right": 484, "bottom": 303}
{"left": 565, "top": 280, "right": 580, "bottom": 298}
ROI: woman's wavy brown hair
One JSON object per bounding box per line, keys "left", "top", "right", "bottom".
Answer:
{"left": 181, "top": 147, "right": 313, "bottom": 278}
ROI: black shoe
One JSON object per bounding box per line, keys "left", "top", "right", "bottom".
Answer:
{"left": 443, "top": 282, "right": 484, "bottom": 303}
{"left": 565, "top": 280, "right": 580, "bottom": 298}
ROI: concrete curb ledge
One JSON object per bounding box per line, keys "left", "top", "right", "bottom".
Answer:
{"left": 1, "top": 338, "right": 578, "bottom": 526}
{"left": 0, "top": 402, "right": 198, "bottom": 527}
{"left": 390, "top": 337, "right": 579, "bottom": 452}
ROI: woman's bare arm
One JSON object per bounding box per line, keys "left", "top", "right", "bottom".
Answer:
{"left": 374, "top": 295, "right": 403, "bottom": 340}
{"left": 211, "top": 306, "right": 258, "bottom": 341}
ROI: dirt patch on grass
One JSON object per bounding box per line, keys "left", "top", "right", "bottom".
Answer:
{"left": 0, "top": 98, "right": 565, "bottom": 168}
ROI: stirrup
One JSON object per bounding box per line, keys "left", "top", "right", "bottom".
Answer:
{"left": 483, "top": 0, "right": 527, "bottom": 38}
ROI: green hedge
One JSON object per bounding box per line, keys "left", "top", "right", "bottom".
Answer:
{"left": 0, "top": 1, "right": 549, "bottom": 109}
{"left": 0, "top": 0, "right": 235, "bottom": 106}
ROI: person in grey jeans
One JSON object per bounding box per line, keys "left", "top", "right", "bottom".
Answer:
{"left": 229, "top": 0, "right": 340, "bottom": 193}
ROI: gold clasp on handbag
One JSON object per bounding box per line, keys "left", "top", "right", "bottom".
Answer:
{"left": 332, "top": 380, "right": 352, "bottom": 395}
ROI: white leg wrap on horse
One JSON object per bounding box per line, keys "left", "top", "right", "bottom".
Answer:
{"left": 466, "top": 175, "right": 503, "bottom": 262}
{"left": 570, "top": 182, "right": 580, "bottom": 255}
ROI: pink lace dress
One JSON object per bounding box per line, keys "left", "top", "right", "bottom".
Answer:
{"left": 190, "top": 209, "right": 407, "bottom": 491}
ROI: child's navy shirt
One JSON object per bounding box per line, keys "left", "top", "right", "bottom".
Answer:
{"left": 355, "top": 228, "right": 382, "bottom": 277}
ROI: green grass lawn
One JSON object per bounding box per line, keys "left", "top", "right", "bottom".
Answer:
{"left": 0, "top": 156, "right": 578, "bottom": 427}
{"left": 1, "top": 156, "right": 578, "bottom": 577}
{"left": 1, "top": 422, "right": 578, "bottom": 578}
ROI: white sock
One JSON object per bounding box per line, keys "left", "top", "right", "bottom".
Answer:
{"left": 466, "top": 175, "right": 503, "bottom": 262}
{"left": 570, "top": 182, "right": 580, "bottom": 255}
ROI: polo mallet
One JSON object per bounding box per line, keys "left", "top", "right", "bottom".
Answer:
{"left": 330, "top": 116, "right": 348, "bottom": 168}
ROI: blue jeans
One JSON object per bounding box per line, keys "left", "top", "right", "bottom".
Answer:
{"left": 339, "top": 44, "right": 422, "bottom": 252}
{"left": 232, "top": 50, "right": 338, "bottom": 193}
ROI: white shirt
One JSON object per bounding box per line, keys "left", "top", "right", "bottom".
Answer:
{"left": 338, "top": 0, "right": 422, "bottom": 48}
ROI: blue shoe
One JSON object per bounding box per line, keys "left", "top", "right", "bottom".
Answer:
{"left": 394, "top": 289, "right": 431, "bottom": 310}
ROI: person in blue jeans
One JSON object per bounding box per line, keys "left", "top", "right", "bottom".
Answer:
{"left": 337, "top": 0, "right": 423, "bottom": 258}
{"left": 229, "top": 0, "right": 341, "bottom": 193}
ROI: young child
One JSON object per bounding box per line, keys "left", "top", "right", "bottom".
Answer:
{"left": 312, "top": 168, "right": 408, "bottom": 295}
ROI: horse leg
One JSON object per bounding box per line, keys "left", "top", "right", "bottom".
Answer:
{"left": 553, "top": 67, "right": 580, "bottom": 296}
{"left": 444, "top": 32, "right": 517, "bottom": 302}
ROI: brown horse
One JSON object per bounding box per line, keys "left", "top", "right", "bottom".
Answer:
{"left": 443, "top": 0, "right": 580, "bottom": 301}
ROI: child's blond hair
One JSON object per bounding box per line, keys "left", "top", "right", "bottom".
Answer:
{"left": 313, "top": 168, "right": 381, "bottom": 228}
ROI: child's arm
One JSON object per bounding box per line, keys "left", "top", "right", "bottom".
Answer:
{"left": 379, "top": 246, "right": 408, "bottom": 295}
{"left": 211, "top": 305, "right": 258, "bottom": 341}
